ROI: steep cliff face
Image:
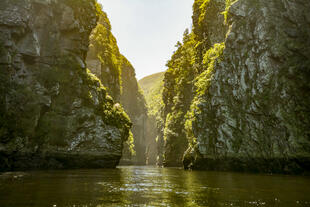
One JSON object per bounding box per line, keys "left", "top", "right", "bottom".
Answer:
{"left": 164, "top": 0, "right": 310, "bottom": 173}
{"left": 162, "top": 30, "right": 195, "bottom": 167}
{"left": 0, "top": 0, "right": 131, "bottom": 171}
{"left": 119, "top": 57, "right": 147, "bottom": 165}
{"left": 86, "top": 9, "right": 122, "bottom": 102}
{"left": 86, "top": 8, "right": 148, "bottom": 165}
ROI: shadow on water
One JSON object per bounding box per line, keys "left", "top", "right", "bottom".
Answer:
{"left": 0, "top": 166, "right": 310, "bottom": 206}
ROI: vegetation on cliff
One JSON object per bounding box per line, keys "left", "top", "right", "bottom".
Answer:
{"left": 162, "top": 0, "right": 310, "bottom": 173}
{"left": 0, "top": 0, "right": 131, "bottom": 170}
{"left": 1, "top": 0, "right": 309, "bottom": 175}
{"left": 139, "top": 72, "right": 165, "bottom": 117}
{"left": 86, "top": 4, "right": 148, "bottom": 164}
{"left": 87, "top": 4, "right": 122, "bottom": 101}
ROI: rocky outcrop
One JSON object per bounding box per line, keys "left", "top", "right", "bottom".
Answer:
{"left": 0, "top": 0, "right": 131, "bottom": 171}
{"left": 86, "top": 8, "right": 148, "bottom": 165}
{"left": 163, "top": 0, "right": 310, "bottom": 173}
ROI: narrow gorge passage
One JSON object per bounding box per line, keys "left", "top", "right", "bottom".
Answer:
{"left": 85, "top": 7, "right": 157, "bottom": 166}
{"left": 0, "top": 0, "right": 310, "bottom": 206}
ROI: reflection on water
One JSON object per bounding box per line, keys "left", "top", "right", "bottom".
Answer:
{"left": 0, "top": 166, "right": 310, "bottom": 206}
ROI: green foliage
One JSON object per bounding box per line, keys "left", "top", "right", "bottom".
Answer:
{"left": 87, "top": 4, "right": 152, "bottom": 161}
{"left": 88, "top": 8, "right": 122, "bottom": 100}
{"left": 196, "top": 42, "right": 225, "bottom": 96}
{"left": 139, "top": 72, "right": 165, "bottom": 95}
{"left": 192, "top": 0, "right": 213, "bottom": 39}
{"left": 160, "top": 29, "right": 201, "bottom": 165}
{"left": 197, "top": 0, "right": 211, "bottom": 27}
{"left": 124, "top": 131, "right": 136, "bottom": 157}
{"left": 41, "top": 55, "right": 131, "bottom": 144}
{"left": 0, "top": 50, "right": 132, "bottom": 149}
{"left": 94, "top": 1, "right": 105, "bottom": 19}
{"left": 185, "top": 43, "right": 225, "bottom": 149}
{"left": 160, "top": 0, "right": 232, "bottom": 165}
{"left": 163, "top": 31, "right": 196, "bottom": 115}
{"left": 222, "top": 0, "right": 238, "bottom": 24}
{"left": 139, "top": 72, "right": 165, "bottom": 117}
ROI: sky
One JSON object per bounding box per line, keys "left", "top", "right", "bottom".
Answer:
{"left": 98, "top": 0, "right": 194, "bottom": 80}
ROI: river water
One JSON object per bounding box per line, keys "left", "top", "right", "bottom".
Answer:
{"left": 0, "top": 166, "right": 309, "bottom": 207}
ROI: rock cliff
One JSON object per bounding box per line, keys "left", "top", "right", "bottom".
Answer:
{"left": 86, "top": 9, "right": 122, "bottom": 102}
{"left": 119, "top": 57, "right": 148, "bottom": 165}
{"left": 163, "top": 0, "right": 310, "bottom": 173}
{"left": 0, "top": 0, "right": 131, "bottom": 171}
{"left": 86, "top": 8, "right": 148, "bottom": 165}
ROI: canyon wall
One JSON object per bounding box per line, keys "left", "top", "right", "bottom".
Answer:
{"left": 163, "top": 0, "right": 310, "bottom": 173}
{"left": 0, "top": 0, "right": 131, "bottom": 171}
{"left": 120, "top": 57, "right": 148, "bottom": 165}
{"left": 86, "top": 9, "right": 148, "bottom": 165}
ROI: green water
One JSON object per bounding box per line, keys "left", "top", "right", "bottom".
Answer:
{"left": 0, "top": 166, "right": 309, "bottom": 207}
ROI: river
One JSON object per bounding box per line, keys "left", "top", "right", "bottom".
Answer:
{"left": 0, "top": 166, "right": 309, "bottom": 206}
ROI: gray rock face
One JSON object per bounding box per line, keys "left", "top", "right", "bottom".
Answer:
{"left": 0, "top": 0, "right": 131, "bottom": 171}
{"left": 175, "top": 0, "right": 310, "bottom": 173}
{"left": 119, "top": 59, "right": 148, "bottom": 165}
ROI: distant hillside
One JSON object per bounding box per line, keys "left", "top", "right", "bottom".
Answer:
{"left": 139, "top": 72, "right": 165, "bottom": 116}
{"left": 139, "top": 72, "right": 164, "bottom": 93}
